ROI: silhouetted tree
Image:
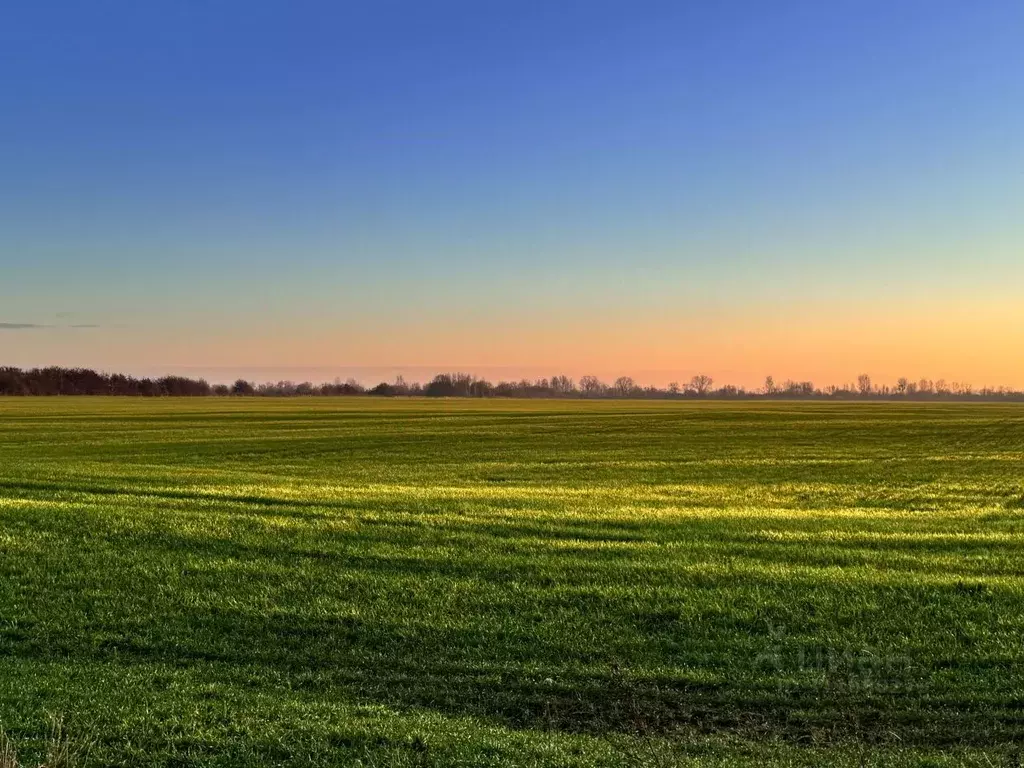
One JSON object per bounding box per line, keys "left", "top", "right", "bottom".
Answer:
{"left": 550, "top": 375, "right": 575, "bottom": 395}
{"left": 579, "top": 375, "right": 604, "bottom": 396}
{"left": 231, "top": 379, "right": 256, "bottom": 396}
{"left": 689, "top": 374, "right": 713, "bottom": 396}
{"left": 0, "top": 366, "right": 1020, "bottom": 401}
{"left": 614, "top": 376, "right": 637, "bottom": 396}
{"left": 425, "top": 373, "right": 484, "bottom": 397}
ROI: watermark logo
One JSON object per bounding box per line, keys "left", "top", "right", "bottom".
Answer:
{"left": 754, "top": 622, "right": 922, "bottom": 695}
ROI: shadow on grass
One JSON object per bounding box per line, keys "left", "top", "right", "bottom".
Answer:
{"left": 0, "top": 605, "right": 920, "bottom": 745}
{"left": 2, "top": 486, "right": 1023, "bottom": 747}
{"left": 2, "top": 548, "right": 1021, "bottom": 748}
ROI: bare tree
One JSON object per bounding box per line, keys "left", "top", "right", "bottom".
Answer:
{"left": 614, "top": 376, "right": 637, "bottom": 397}
{"left": 3, "top": 366, "right": 1020, "bottom": 400}
{"left": 786, "top": 380, "right": 814, "bottom": 396}
{"left": 689, "top": 374, "right": 713, "bottom": 396}
{"left": 579, "top": 375, "right": 604, "bottom": 396}
{"left": 550, "top": 375, "right": 575, "bottom": 394}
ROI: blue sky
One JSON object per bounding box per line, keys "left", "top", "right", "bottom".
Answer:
{"left": 2, "top": 1, "right": 1022, "bottom": 385}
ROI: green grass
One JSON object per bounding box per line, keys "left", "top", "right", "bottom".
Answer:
{"left": 0, "top": 397, "right": 1022, "bottom": 766}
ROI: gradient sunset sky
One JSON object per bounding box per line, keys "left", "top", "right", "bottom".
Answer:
{"left": 2, "top": 1, "right": 1022, "bottom": 387}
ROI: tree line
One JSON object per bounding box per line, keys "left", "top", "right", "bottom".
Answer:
{"left": 1, "top": 366, "right": 1022, "bottom": 400}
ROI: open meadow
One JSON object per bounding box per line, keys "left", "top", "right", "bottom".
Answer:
{"left": 0, "top": 397, "right": 1022, "bottom": 766}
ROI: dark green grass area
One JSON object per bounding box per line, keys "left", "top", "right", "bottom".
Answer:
{"left": 0, "top": 398, "right": 1022, "bottom": 766}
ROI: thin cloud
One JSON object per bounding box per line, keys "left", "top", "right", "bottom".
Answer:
{"left": 0, "top": 322, "right": 100, "bottom": 330}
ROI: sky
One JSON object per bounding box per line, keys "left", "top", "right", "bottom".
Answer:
{"left": 2, "top": 1, "right": 1022, "bottom": 388}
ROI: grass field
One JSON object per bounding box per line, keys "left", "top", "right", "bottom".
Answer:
{"left": 0, "top": 398, "right": 1022, "bottom": 766}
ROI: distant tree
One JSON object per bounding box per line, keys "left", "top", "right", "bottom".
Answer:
{"left": 614, "top": 376, "right": 637, "bottom": 397}
{"left": 425, "top": 374, "right": 457, "bottom": 396}
{"left": 579, "top": 375, "right": 604, "bottom": 396}
{"left": 786, "top": 380, "right": 814, "bottom": 396}
{"left": 550, "top": 375, "right": 575, "bottom": 395}
{"left": 257, "top": 380, "right": 291, "bottom": 395}
{"left": 1, "top": 365, "right": 1020, "bottom": 401}
{"left": 0, "top": 368, "right": 28, "bottom": 395}
{"left": 392, "top": 375, "right": 410, "bottom": 395}
{"left": 425, "top": 373, "right": 479, "bottom": 397}
{"left": 469, "top": 378, "right": 493, "bottom": 397}
{"left": 689, "top": 374, "right": 713, "bottom": 396}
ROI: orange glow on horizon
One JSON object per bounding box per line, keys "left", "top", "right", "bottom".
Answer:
{"left": 4, "top": 294, "right": 1022, "bottom": 389}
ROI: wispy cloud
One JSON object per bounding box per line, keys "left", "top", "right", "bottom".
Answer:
{"left": 0, "top": 321, "right": 102, "bottom": 330}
